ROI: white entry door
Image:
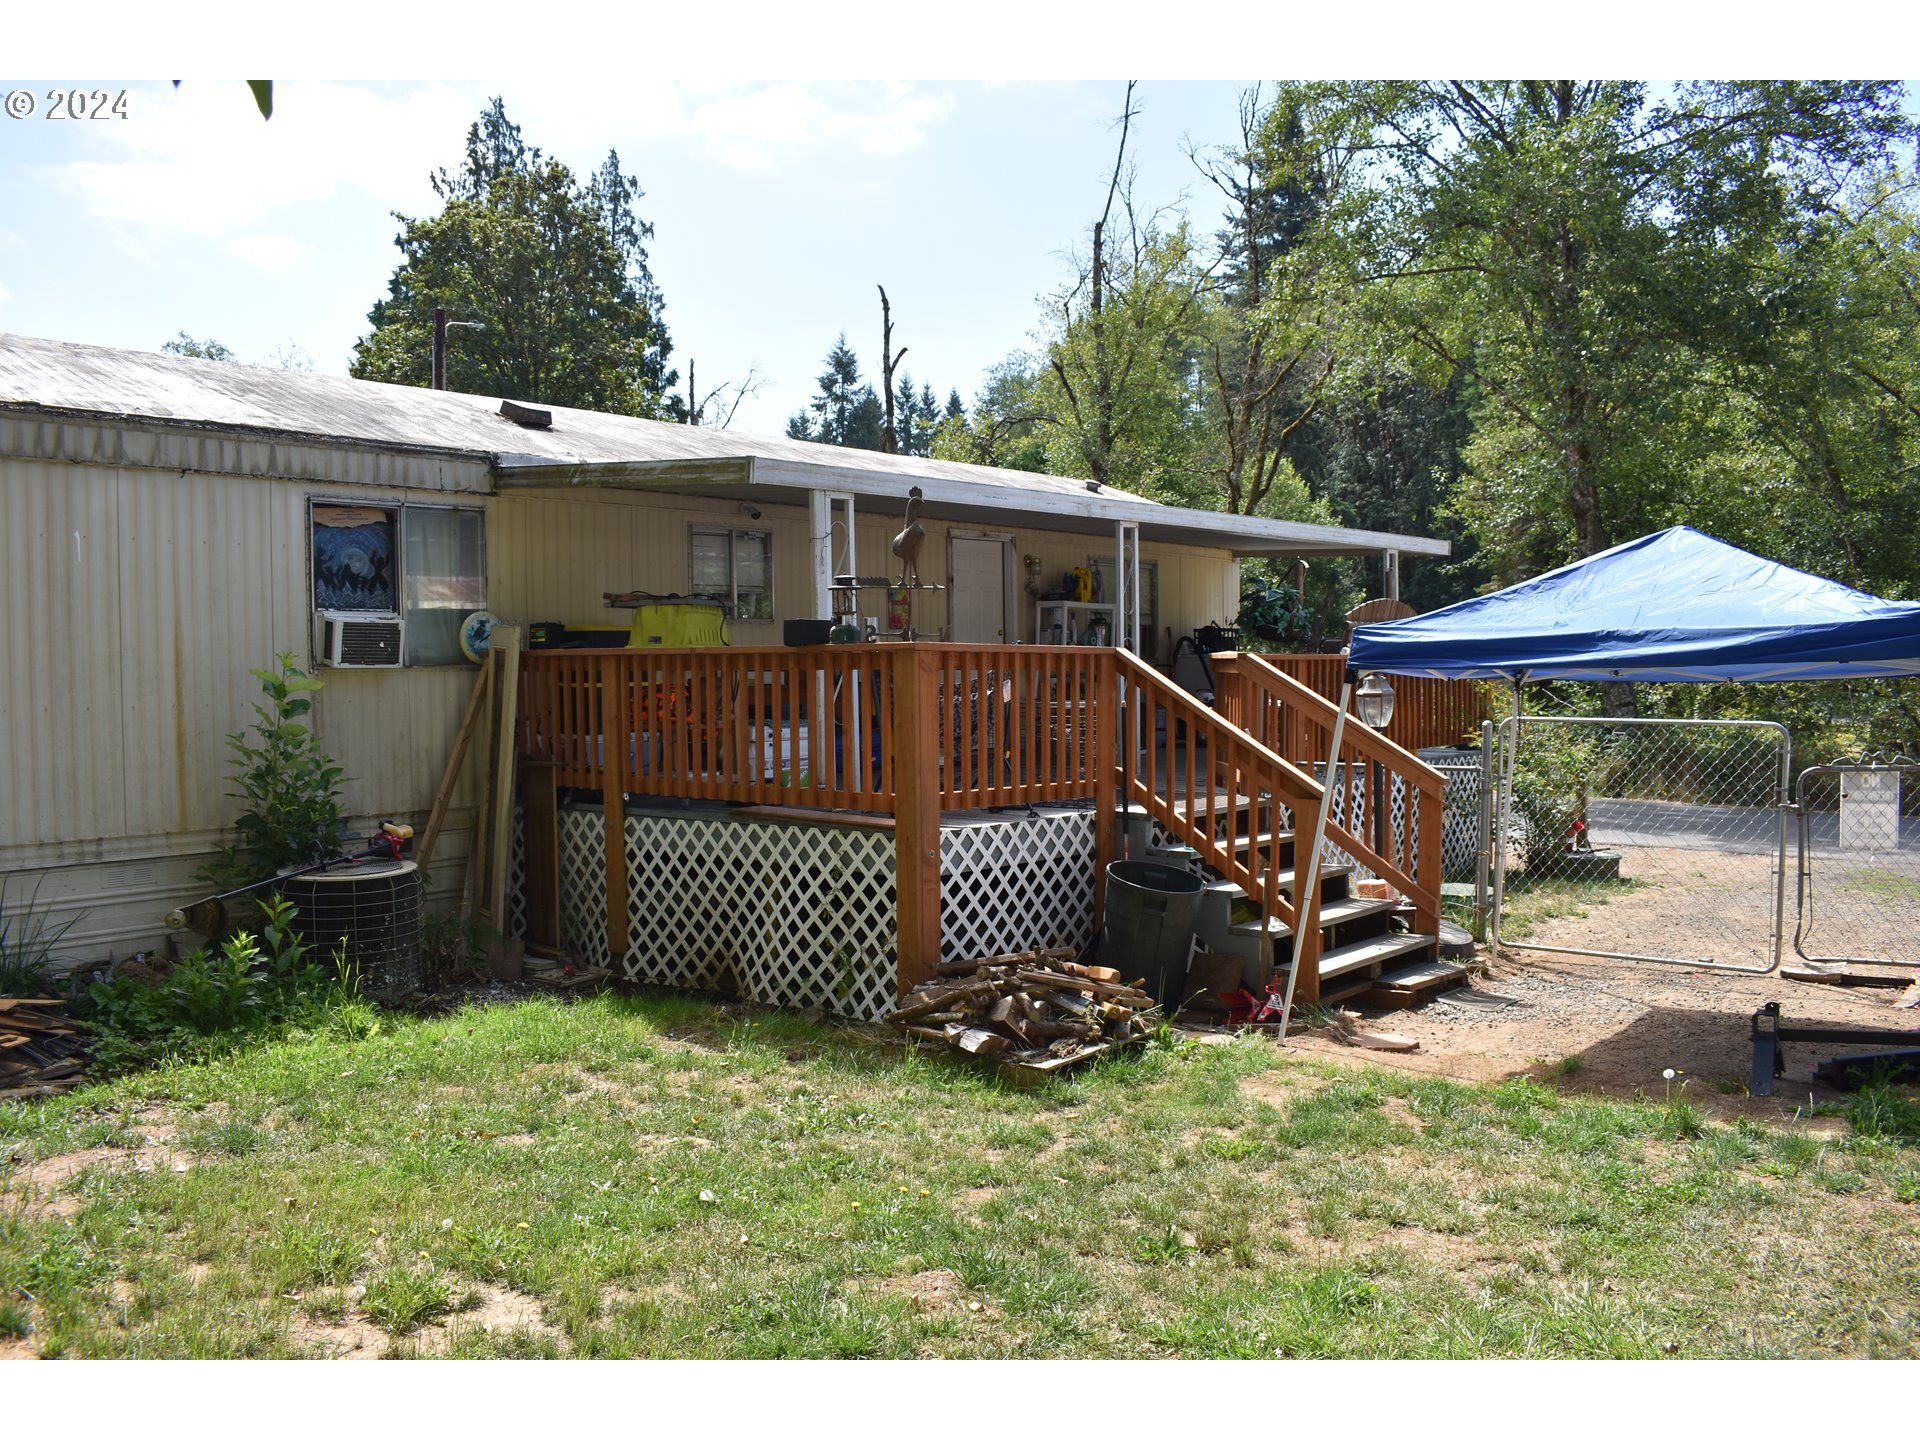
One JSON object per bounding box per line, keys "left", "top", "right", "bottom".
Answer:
{"left": 950, "top": 536, "right": 1008, "bottom": 642}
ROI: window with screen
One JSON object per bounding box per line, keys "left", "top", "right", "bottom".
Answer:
{"left": 402, "top": 506, "right": 487, "bottom": 665}
{"left": 690, "top": 527, "right": 773, "bottom": 622}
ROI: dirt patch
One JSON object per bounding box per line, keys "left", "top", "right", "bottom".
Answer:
{"left": 1365, "top": 1225, "right": 1503, "bottom": 1275}
{"left": 1235, "top": 1070, "right": 1310, "bottom": 1110}
{"left": 1278, "top": 944, "right": 1918, "bottom": 1120}
{"left": 444, "top": 1282, "right": 567, "bottom": 1351}
{"left": 288, "top": 1301, "right": 392, "bottom": 1360}
{"left": 852, "top": 1269, "right": 996, "bottom": 1320}
{"left": 288, "top": 1281, "right": 565, "bottom": 1358}
{"left": 1, "top": 1136, "right": 197, "bottom": 1221}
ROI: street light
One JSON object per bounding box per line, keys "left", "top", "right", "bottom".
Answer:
{"left": 1355, "top": 671, "right": 1396, "bottom": 729}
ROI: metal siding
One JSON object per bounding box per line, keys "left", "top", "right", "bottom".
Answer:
{"left": 0, "top": 450, "right": 1238, "bottom": 969}
{"left": 0, "top": 451, "right": 494, "bottom": 967}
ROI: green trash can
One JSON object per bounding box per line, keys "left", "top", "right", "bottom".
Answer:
{"left": 1102, "top": 860, "right": 1205, "bottom": 1009}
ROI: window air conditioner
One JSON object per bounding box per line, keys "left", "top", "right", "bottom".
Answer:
{"left": 317, "top": 611, "right": 404, "bottom": 668}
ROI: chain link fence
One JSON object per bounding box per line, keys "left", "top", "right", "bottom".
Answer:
{"left": 1793, "top": 758, "right": 1920, "bottom": 968}
{"left": 1492, "top": 715, "right": 1791, "bottom": 970}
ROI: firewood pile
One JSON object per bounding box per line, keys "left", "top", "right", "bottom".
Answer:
{"left": 0, "top": 998, "right": 91, "bottom": 1100}
{"left": 889, "top": 946, "right": 1158, "bottom": 1084}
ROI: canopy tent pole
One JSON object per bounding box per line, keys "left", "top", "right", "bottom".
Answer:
{"left": 1276, "top": 672, "right": 1353, "bottom": 1041}
{"left": 1487, "top": 671, "right": 1526, "bottom": 962}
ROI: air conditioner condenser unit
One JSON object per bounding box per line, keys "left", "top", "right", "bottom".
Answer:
{"left": 317, "top": 611, "right": 404, "bottom": 668}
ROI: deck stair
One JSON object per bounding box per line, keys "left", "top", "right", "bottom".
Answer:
{"left": 1116, "top": 650, "right": 1451, "bottom": 1013}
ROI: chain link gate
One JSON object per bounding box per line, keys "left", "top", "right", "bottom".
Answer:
{"left": 1491, "top": 716, "right": 1792, "bottom": 971}
{"left": 1793, "top": 757, "right": 1920, "bottom": 968}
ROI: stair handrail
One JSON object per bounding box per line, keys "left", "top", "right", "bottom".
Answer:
{"left": 1214, "top": 650, "right": 1446, "bottom": 929}
{"left": 1218, "top": 653, "right": 1450, "bottom": 788}
{"left": 1113, "top": 648, "right": 1328, "bottom": 967}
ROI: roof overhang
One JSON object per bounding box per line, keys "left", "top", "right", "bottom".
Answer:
{"left": 492, "top": 454, "right": 1449, "bottom": 560}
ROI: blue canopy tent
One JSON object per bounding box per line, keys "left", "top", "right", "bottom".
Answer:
{"left": 1347, "top": 525, "right": 1920, "bottom": 682}
{"left": 1333, "top": 526, "right": 1920, "bottom": 985}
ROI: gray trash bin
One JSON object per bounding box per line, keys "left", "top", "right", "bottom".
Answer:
{"left": 1102, "top": 860, "right": 1205, "bottom": 1009}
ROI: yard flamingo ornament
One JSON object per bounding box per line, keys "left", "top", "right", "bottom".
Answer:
{"left": 891, "top": 486, "right": 927, "bottom": 587}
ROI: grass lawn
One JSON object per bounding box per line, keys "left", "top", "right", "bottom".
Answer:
{"left": 1493, "top": 873, "right": 1644, "bottom": 939}
{"left": 3, "top": 991, "right": 1918, "bottom": 1358}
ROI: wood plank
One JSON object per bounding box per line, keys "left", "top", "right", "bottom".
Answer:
{"left": 484, "top": 626, "right": 523, "bottom": 930}
{"left": 734, "top": 805, "right": 893, "bottom": 830}
{"left": 1370, "top": 955, "right": 1467, "bottom": 991}
{"left": 518, "top": 759, "right": 560, "bottom": 949}
{"left": 417, "top": 659, "right": 491, "bottom": 872}
{"left": 1782, "top": 965, "right": 1915, "bottom": 989}
{"left": 893, "top": 645, "right": 943, "bottom": 996}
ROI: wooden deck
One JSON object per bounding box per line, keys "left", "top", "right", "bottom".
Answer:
{"left": 513, "top": 641, "right": 1450, "bottom": 1006}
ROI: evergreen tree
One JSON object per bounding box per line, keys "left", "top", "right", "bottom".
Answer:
{"left": 788, "top": 335, "right": 887, "bottom": 450}
{"left": 351, "top": 98, "right": 680, "bottom": 419}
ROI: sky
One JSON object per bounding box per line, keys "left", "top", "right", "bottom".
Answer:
{"left": 0, "top": 78, "right": 1263, "bottom": 433}
{"left": 3, "top": 6, "right": 1912, "bottom": 436}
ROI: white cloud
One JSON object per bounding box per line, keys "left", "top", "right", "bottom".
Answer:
{"left": 226, "top": 234, "right": 313, "bottom": 273}
{"left": 682, "top": 83, "right": 956, "bottom": 169}
{"left": 0, "top": 280, "right": 12, "bottom": 306}
{"left": 48, "top": 81, "right": 477, "bottom": 241}
{"left": 43, "top": 80, "right": 959, "bottom": 243}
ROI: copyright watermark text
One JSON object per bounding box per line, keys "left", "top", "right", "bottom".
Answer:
{"left": 6, "top": 89, "right": 130, "bottom": 120}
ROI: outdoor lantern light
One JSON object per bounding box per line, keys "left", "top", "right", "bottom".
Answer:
{"left": 1355, "top": 672, "right": 1396, "bottom": 728}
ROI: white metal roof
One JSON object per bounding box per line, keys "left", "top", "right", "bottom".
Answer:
{"left": 0, "top": 332, "right": 1447, "bottom": 558}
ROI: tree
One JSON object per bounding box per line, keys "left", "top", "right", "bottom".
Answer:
{"left": 787, "top": 336, "right": 886, "bottom": 449}
{"left": 1292, "top": 80, "right": 1912, "bottom": 582}
{"left": 1185, "top": 86, "right": 1342, "bottom": 516}
{"left": 161, "top": 333, "right": 235, "bottom": 362}
{"left": 1039, "top": 83, "right": 1211, "bottom": 499}
{"left": 350, "top": 98, "right": 680, "bottom": 418}
{"left": 934, "top": 360, "right": 1055, "bottom": 472}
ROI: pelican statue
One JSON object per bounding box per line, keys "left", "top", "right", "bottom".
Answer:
{"left": 891, "top": 486, "right": 926, "bottom": 587}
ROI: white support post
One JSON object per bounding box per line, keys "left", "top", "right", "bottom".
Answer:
{"left": 1384, "top": 549, "right": 1401, "bottom": 603}
{"left": 1114, "top": 520, "right": 1140, "bottom": 654}
{"left": 1276, "top": 677, "right": 1351, "bottom": 1043}
{"left": 810, "top": 490, "right": 834, "bottom": 621}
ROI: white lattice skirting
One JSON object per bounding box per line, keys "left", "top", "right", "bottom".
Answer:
{"left": 939, "top": 811, "right": 1096, "bottom": 966}
{"left": 553, "top": 803, "right": 1097, "bottom": 1022}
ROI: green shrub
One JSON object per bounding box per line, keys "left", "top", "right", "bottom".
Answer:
{"left": 1508, "top": 723, "right": 1602, "bottom": 871}
{"left": 209, "top": 654, "right": 348, "bottom": 886}
{"left": 75, "top": 895, "right": 348, "bottom": 1075}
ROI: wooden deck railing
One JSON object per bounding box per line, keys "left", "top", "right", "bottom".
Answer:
{"left": 1213, "top": 652, "right": 1447, "bottom": 976}
{"left": 513, "top": 643, "right": 1444, "bottom": 1008}
{"left": 1115, "top": 649, "right": 1328, "bottom": 982}
{"left": 1251, "top": 653, "right": 1485, "bottom": 753}
{"left": 514, "top": 644, "right": 1120, "bottom": 992}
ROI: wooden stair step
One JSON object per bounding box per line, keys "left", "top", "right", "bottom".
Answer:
{"left": 1371, "top": 956, "right": 1469, "bottom": 993}
{"left": 1362, "top": 955, "right": 1468, "bottom": 1009}
{"left": 1314, "top": 895, "right": 1398, "bottom": 928}
{"left": 1204, "top": 863, "right": 1352, "bottom": 905}
{"left": 1228, "top": 913, "right": 1293, "bottom": 941}
{"left": 1228, "top": 829, "right": 1292, "bottom": 852}
{"left": 1318, "top": 931, "right": 1435, "bottom": 981}
{"left": 1169, "top": 792, "right": 1261, "bottom": 819}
